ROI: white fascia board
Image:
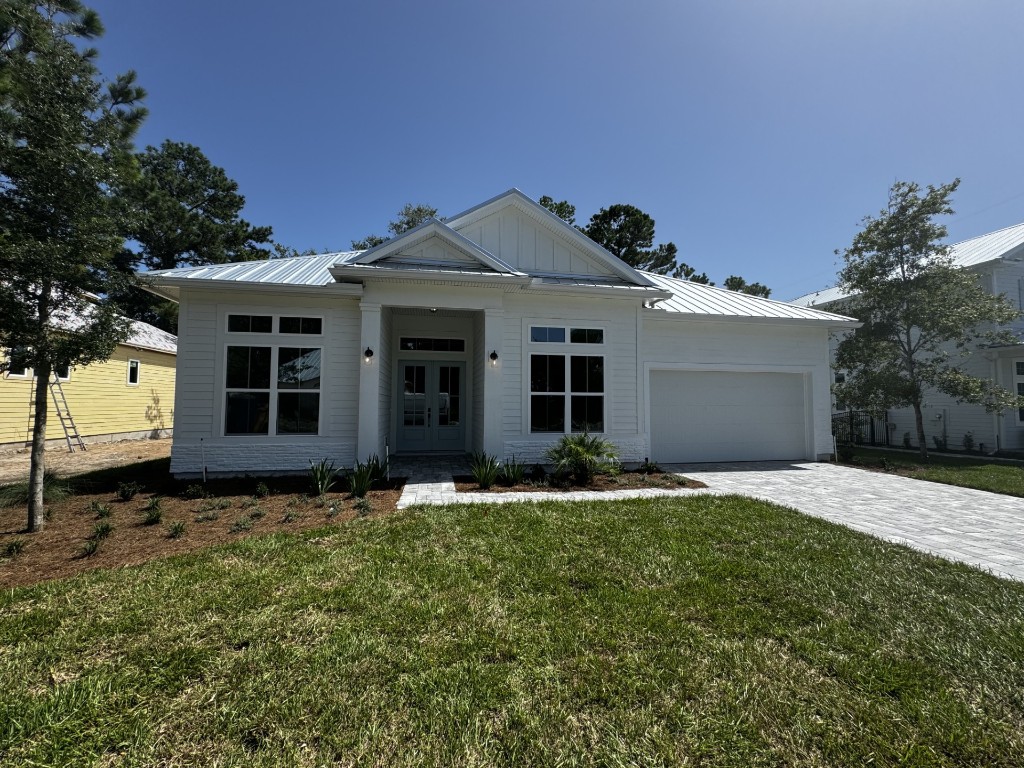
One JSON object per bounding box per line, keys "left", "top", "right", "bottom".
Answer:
{"left": 351, "top": 219, "right": 523, "bottom": 275}
{"left": 330, "top": 265, "right": 533, "bottom": 287}
{"left": 144, "top": 276, "right": 363, "bottom": 300}
{"left": 643, "top": 309, "right": 861, "bottom": 329}
{"left": 525, "top": 279, "right": 673, "bottom": 301}
{"left": 445, "top": 188, "right": 658, "bottom": 289}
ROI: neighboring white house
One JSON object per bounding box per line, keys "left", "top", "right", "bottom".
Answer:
{"left": 143, "top": 189, "right": 856, "bottom": 477}
{"left": 791, "top": 222, "right": 1024, "bottom": 454}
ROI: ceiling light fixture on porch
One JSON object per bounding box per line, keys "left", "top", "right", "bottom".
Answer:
{"left": 489, "top": 350, "right": 499, "bottom": 366}
{"left": 363, "top": 347, "right": 374, "bottom": 364}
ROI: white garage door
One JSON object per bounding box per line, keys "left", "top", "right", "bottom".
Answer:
{"left": 650, "top": 370, "right": 808, "bottom": 463}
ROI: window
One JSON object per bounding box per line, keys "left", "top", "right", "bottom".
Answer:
{"left": 569, "top": 328, "right": 604, "bottom": 344}
{"left": 127, "top": 359, "right": 140, "bottom": 386}
{"left": 5, "top": 347, "right": 29, "bottom": 377}
{"left": 228, "top": 314, "right": 273, "bottom": 333}
{"left": 54, "top": 362, "right": 71, "bottom": 381}
{"left": 224, "top": 345, "right": 320, "bottom": 435}
{"left": 530, "top": 326, "right": 566, "bottom": 343}
{"left": 530, "top": 354, "right": 604, "bottom": 433}
{"left": 399, "top": 337, "right": 466, "bottom": 352}
{"left": 1016, "top": 361, "right": 1024, "bottom": 425}
{"left": 279, "top": 316, "right": 322, "bottom": 335}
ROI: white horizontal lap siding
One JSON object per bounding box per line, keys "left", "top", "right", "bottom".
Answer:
{"left": 502, "top": 319, "right": 522, "bottom": 436}
{"left": 995, "top": 260, "right": 1024, "bottom": 336}
{"left": 170, "top": 289, "right": 360, "bottom": 476}
{"left": 473, "top": 312, "right": 485, "bottom": 453}
{"left": 642, "top": 318, "right": 833, "bottom": 460}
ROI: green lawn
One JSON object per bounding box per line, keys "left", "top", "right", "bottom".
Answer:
{"left": 848, "top": 447, "right": 1024, "bottom": 497}
{"left": 2, "top": 496, "right": 1023, "bottom": 766}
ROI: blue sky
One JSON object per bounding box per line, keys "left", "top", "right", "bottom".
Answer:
{"left": 88, "top": 0, "right": 1024, "bottom": 299}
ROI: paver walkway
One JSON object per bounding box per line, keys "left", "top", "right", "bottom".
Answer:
{"left": 393, "top": 456, "right": 1024, "bottom": 582}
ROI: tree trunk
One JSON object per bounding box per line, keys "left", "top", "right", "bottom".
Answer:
{"left": 27, "top": 360, "right": 51, "bottom": 532}
{"left": 912, "top": 399, "right": 929, "bottom": 461}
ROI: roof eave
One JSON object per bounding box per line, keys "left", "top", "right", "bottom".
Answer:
{"left": 329, "top": 265, "right": 533, "bottom": 286}
{"left": 643, "top": 309, "right": 861, "bottom": 328}
{"left": 143, "top": 276, "right": 363, "bottom": 299}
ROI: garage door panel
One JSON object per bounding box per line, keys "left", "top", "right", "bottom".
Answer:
{"left": 650, "top": 370, "right": 807, "bottom": 463}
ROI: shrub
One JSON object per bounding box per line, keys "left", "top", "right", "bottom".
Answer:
{"left": 0, "top": 470, "right": 71, "bottom": 509}
{"left": 89, "top": 501, "right": 112, "bottom": 519}
{"left": 309, "top": 459, "right": 340, "bottom": 496}
{"left": 117, "top": 481, "right": 143, "bottom": 502}
{"left": 545, "top": 433, "right": 619, "bottom": 486}
{"left": 78, "top": 539, "right": 99, "bottom": 558}
{"left": 254, "top": 481, "right": 270, "bottom": 498}
{"left": 167, "top": 520, "right": 186, "bottom": 539}
{"left": 230, "top": 516, "right": 253, "bottom": 533}
{"left": 248, "top": 506, "right": 266, "bottom": 520}
{"left": 183, "top": 483, "right": 210, "bottom": 500}
{"left": 932, "top": 435, "right": 947, "bottom": 451}
{"left": 498, "top": 455, "right": 526, "bottom": 487}
{"left": 198, "top": 498, "right": 231, "bottom": 512}
{"left": 281, "top": 510, "right": 298, "bottom": 523}
{"left": 142, "top": 497, "right": 163, "bottom": 525}
{"left": 195, "top": 510, "right": 219, "bottom": 523}
{"left": 348, "top": 461, "right": 374, "bottom": 498}
{"left": 3, "top": 539, "right": 26, "bottom": 558}
{"left": 366, "top": 453, "right": 389, "bottom": 484}
{"left": 637, "top": 459, "right": 662, "bottom": 474}
{"left": 469, "top": 452, "right": 500, "bottom": 490}
{"left": 354, "top": 497, "right": 372, "bottom": 517}
{"left": 962, "top": 432, "right": 975, "bottom": 452}
{"left": 528, "top": 463, "right": 546, "bottom": 483}
{"left": 837, "top": 443, "right": 855, "bottom": 462}
{"left": 902, "top": 432, "right": 912, "bottom": 449}
{"left": 91, "top": 521, "right": 113, "bottom": 540}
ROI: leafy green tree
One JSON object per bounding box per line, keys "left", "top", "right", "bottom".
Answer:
{"left": 834, "top": 179, "right": 1022, "bottom": 459}
{"left": 115, "top": 140, "right": 275, "bottom": 331}
{"left": 582, "top": 204, "right": 678, "bottom": 274}
{"left": 351, "top": 202, "right": 438, "bottom": 249}
{"left": 538, "top": 195, "right": 576, "bottom": 226}
{"left": 723, "top": 275, "right": 771, "bottom": 298}
{"left": 0, "top": 0, "right": 146, "bottom": 531}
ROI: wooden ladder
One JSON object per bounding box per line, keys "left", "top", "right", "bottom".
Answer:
{"left": 48, "top": 373, "right": 86, "bottom": 452}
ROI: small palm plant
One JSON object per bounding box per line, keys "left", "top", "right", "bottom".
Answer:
{"left": 545, "top": 433, "right": 619, "bottom": 486}
{"left": 469, "top": 452, "right": 501, "bottom": 490}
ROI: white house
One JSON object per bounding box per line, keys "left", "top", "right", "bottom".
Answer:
{"left": 791, "top": 222, "right": 1024, "bottom": 453}
{"left": 143, "top": 189, "right": 856, "bottom": 477}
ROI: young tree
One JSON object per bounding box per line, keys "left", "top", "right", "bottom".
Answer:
{"left": 671, "top": 262, "right": 712, "bottom": 284}
{"left": 114, "top": 140, "right": 275, "bottom": 331}
{"left": 351, "top": 202, "right": 438, "bottom": 249}
{"left": 834, "top": 179, "right": 1022, "bottom": 459}
{"left": 0, "top": 0, "right": 146, "bottom": 530}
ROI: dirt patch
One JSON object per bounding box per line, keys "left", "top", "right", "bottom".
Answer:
{"left": 453, "top": 470, "right": 706, "bottom": 493}
{"left": 0, "top": 468, "right": 405, "bottom": 589}
{"left": 0, "top": 438, "right": 172, "bottom": 485}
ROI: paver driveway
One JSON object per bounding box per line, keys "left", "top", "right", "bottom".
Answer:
{"left": 666, "top": 461, "right": 1024, "bottom": 582}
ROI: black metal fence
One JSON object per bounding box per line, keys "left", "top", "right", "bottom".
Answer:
{"left": 832, "top": 411, "right": 890, "bottom": 447}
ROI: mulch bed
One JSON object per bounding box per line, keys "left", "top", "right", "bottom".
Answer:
{"left": 453, "top": 469, "right": 707, "bottom": 493}
{"left": 0, "top": 470, "right": 405, "bottom": 589}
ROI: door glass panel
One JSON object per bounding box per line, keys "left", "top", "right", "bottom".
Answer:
{"left": 439, "top": 365, "right": 460, "bottom": 426}
{"left": 403, "top": 365, "right": 426, "bottom": 426}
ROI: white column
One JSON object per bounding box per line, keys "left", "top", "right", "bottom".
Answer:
{"left": 357, "top": 302, "right": 382, "bottom": 461}
{"left": 482, "top": 308, "right": 504, "bottom": 457}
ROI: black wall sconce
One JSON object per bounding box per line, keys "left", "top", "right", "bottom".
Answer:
{"left": 363, "top": 347, "right": 374, "bottom": 364}
{"left": 489, "top": 350, "right": 499, "bottom": 366}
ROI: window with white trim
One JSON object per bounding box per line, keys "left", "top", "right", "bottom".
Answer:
{"left": 5, "top": 347, "right": 29, "bottom": 378}
{"left": 224, "top": 345, "right": 321, "bottom": 435}
{"left": 127, "top": 359, "right": 140, "bottom": 386}
{"left": 1015, "top": 360, "right": 1024, "bottom": 425}
{"left": 530, "top": 354, "right": 605, "bottom": 433}
{"left": 227, "top": 314, "right": 273, "bottom": 333}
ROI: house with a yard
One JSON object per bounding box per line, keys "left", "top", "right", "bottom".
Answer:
{"left": 791, "top": 222, "right": 1024, "bottom": 453}
{"left": 142, "top": 189, "right": 857, "bottom": 477}
{"left": 1, "top": 320, "right": 177, "bottom": 450}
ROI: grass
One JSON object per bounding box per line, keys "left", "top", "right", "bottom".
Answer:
{"left": 0, "top": 470, "right": 71, "bottom": 509}
{"left": 1, "top": 495, "right": 1022, "bottom": 766}
{"left": 848, "top": 447, "right": 1024, "bottom": 497}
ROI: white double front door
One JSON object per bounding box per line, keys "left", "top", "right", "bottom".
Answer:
{"left": 396, "top": 360, "right": 466, "bottom": 453}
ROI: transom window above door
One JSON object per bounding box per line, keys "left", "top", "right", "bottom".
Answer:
{"left": 399, "top": 337, "right": 466, "bottom": 352}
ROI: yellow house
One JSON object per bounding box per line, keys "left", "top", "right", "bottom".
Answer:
{"left": 1, "top": 321, "right": 176, "bottom": 450}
